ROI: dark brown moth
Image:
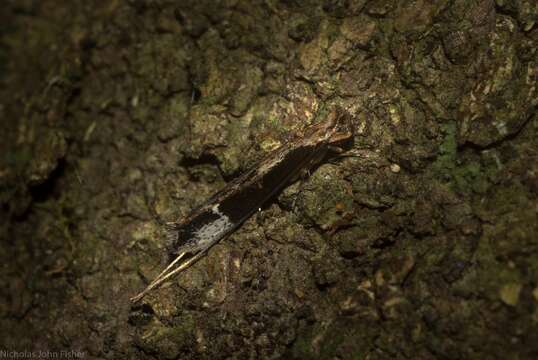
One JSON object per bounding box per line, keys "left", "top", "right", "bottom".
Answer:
{"left": 130, "top": 107, "right": 354, "bottom": 303}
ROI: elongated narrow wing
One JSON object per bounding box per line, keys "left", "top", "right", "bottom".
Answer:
{"left": 166, "top": 141, "right": 327, "bottom": 255}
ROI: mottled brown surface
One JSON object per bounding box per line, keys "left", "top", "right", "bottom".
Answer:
{"left": 0, "top": 1, "right": 537, "bottom": 359}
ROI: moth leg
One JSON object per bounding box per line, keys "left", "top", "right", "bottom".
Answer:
{"left": 290, "top": 178, "right": 306, "bottom": 212}
{"left": 327, "top": 148, "right": 366, "bottom": 166}
{"left": 130, "top": 250, "right": 208, "bottom": 303}
{"left": 288, "top": 149, "right": 328, "bottom": 211}
{"left": 328, "top": 145, "right": 345, "bottom": 154}
{"left": 145, "top": 251, "right": 207, "bottom": 292}
{"left": 150, "top": 251, "right": 187, "bottom": 288}
{"left": 130, "top": 251, "right": 187, "bottom": 303}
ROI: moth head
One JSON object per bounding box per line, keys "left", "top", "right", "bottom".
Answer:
{"left": 324, "top": 107, "right": 355, "bottom": 145}
{"left": 302, "top": 107, "right": 354, "bottom": 148}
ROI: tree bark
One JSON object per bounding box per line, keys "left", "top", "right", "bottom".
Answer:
{"left": 1, "top": 0, "right": 537, "bottom": 358}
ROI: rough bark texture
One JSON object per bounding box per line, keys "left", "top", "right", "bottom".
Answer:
{"left": 1, "top": 1, "right": 537, "bottom": 359}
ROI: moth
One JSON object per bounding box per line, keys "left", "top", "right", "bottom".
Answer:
{"left": 131, "top": 107, "right": 354, "bottom": 303}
